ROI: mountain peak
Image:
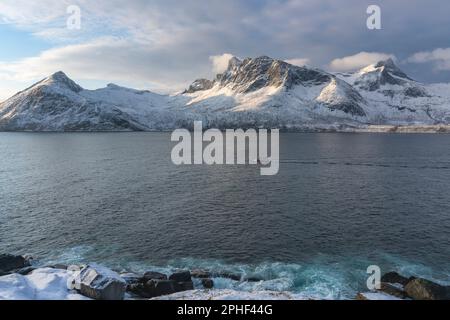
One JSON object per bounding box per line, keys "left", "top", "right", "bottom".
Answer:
{"left": 220, "top": 55, "right": 331, "bottom": 92}
{"left": 49, "top": 71, "right": 69, "bottom": 79}
{"left": 374, "top": 58, "right": 411, "bottom": 80}
{"left": 353, "top": 58, "right": 414, "bottom": 91}
{"left": 44, "top": 71, "right": 83, "bottom": 93}
{"left": 252, "top": 55, "right": 274, "bottom": 62}
{"left": 186, "top": 55, "right": 332, "bottom": 94}
{"left": 375, "top": 58, "right": 396, "bottom": 69}
{"left": 227, "top": 56, "right": 242, "bottom": 70}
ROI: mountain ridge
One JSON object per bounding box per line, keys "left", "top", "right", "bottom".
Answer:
{"left": 1, "top": 56, "right": 450, "bottom": 131}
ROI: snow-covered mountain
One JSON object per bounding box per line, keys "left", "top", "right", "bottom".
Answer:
{"left": 336, "top": 59, "right": 450, "bottom": 125}
{"left": 1, "top": 56, "right": 450, "bottom": 131}
{"left": 0, "top": 71, "right": 191, "bottom": 131}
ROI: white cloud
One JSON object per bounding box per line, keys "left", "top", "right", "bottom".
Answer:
{"left": 0, "top": 37, "right": 203, "bottom": 96}
{"left": 329, "top": 52, "right": 396, "bottom": 72}
{"left": 0, "top": 0, "right": 449, "bottom": 95}
{"left": 0, "top": 0, "right": 258, "bottom": 97}
{"left": 0, "top": 0, "right": 70, "bottom": 26}
{"left": 407, "top": 48, "right": 450, "bottom": 71}
{"left": 209, "top": 53, "right": 235, "bottom": 74}
{"left": 284, "top": 58, "right": 310, "bottom": 67}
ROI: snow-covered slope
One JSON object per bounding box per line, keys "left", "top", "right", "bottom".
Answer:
{"left": 0, "top": 71, "right": 195, "bottom": 131}
{"left": 1, "top": 56, "right": 450, "bottom": 131}
{"left": 0, "top": 72, "right": 150, "bottom": 131}
{"left": 336, "top": 59, "right": 450, "bottom": 125}
{"left": 0, "top": 268, "right": 88, "bottom": 300}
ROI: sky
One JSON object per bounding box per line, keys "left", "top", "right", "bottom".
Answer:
{"left": 1, "top": 0, "right": 450, "bottom": 101}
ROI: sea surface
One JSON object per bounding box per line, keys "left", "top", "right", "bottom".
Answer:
{"left": 1, "top": 132, "right": 450, "bottom": 299}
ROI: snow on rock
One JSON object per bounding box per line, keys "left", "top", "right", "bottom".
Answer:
{"left": 153, "top": 289, "right": 308, "bottom": 300}
{"left": 0, "top": 268, "right": 89, "bottom": 300}
{"left": 71, "top": 264, "right": 126, "bottom": 300}
{"left": 356, "top": 292, "right": 403, "bottom": 301}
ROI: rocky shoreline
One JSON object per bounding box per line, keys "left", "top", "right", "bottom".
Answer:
{"left": 357, "top": 272, "right": 450, "bottom": 300}
{"left": 352, "top": 125, "right": 450, "bottom": 134}
{"left": 1, "top": 254, "right": 449, "bottom": 300}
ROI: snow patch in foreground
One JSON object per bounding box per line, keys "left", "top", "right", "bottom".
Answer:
{"left": 153, "top": 289, "right": 307, "bottom": 300}
{"left": 357, "top": 292, "right": 403, "bottom": 301}
{"left": 0, "top": 268, "right": 89, "bottom": 300}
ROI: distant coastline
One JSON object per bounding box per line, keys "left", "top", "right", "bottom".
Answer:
{"left": 2, "top": 124, "right": 450, "bottom": 133}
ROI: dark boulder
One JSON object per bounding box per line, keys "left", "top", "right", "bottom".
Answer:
{"left": 191, "top": 269, "right": 243, "bottom": 281}
{"left": 146, "top": 280, "right": 177, "bottom": 297}
{"left": 381, "top": 272, "right": 412, "bottom": 286}
{"left": 379, "top": 283, "right": 408, "bottom": 299}
{"left": 201, "top": 279, "right": 214, "bottom": 289}
{"left": 53, "top": 264, "right": 68, "bottom": 270}
{"left": 0, "top": 254, "right": 30, "bottom": 274}
{"left": 127, "top": 283, "right": 149, "bottom": 298}
{"left": 73, "top": 265, "right": 126, "bottom": 300}
{"left": 129, "top": 280, "right": 177, "bottom": 298}
{"left": 16, "top": 266, "right": 36, "bottom": 276}
{"left": 216, "top": 272, "right": 241, "bottom": 281}
{"left": 405, "top": 278, "right": 450, "bottom": 300}
{"left": 128, "top": 279, "right": 193, "bottom": 299}
{"left": 244, "top": 276, "right": 264, "bottom": 282}
{"left": 191, "top": 269, "right": 212, "bottom": 279}
{"left": 143, "top": 271, "right": 168, "bottom": 282}
{"left": 120, "top": 273, "right": 142, "bottom": 286}
{"left": 191, "top": 269, "right": 249, "bottom": 281}
{"left": 191, "top": 270, "right": 262, "bottom": 282}
{"left": 45, "top": 264, "right": 68, "bottom": 270}
{"left": 169, "top": 270, "right": 191, "bottom": 282}
{"left": 175, "top": 281, "right": 194, "bottom": 292}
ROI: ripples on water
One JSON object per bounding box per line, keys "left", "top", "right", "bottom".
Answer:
{"left": 1, "top": 133, "right": 450, "bottom": 298}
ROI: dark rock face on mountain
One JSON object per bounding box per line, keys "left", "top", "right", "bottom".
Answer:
{"left": 184, "top": 79, "right": 215, "bottom": 93}
{"left": 375, "top": 58, "right": 413, "bottom": 82}
{"left": 403, "top": 86, "right": 430, "bottom": 98}
{"left": 354, "top": 58, "right": 412, "bottom": 91}
{"left": 215, "top": 56, "right": 331, "bottom": 93}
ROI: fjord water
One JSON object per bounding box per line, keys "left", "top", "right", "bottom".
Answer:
{"left": 1, "top": 133, "right": 450, "bottom": 298}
